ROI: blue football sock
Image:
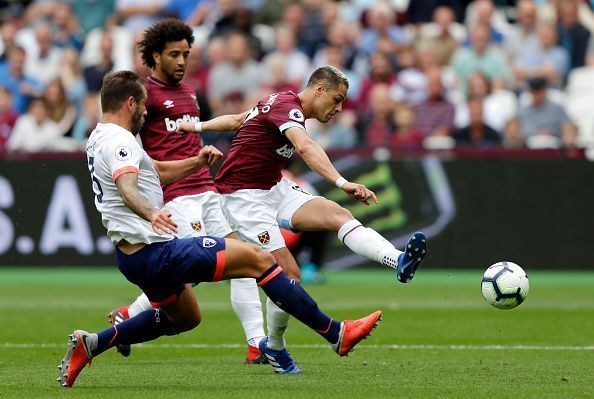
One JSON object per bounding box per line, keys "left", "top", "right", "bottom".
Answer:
{"left": 92, "top": 308, "right": 177, "bottom": 356}
{"left": 257, "top": 264, "right": 341, "bottom": 344}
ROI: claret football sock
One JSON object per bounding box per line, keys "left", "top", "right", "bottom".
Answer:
{"left": 92, "top": 308, "right": 177, "bottom": 357}
{"left": 257, "top": 264, "right": 341, "bottom": 344}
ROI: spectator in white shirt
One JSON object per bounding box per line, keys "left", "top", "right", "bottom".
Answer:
{"left": 262, "top": 25, "right": 310, "bottom": 90}
{"left": 7, "top": 97, "right": 80, "bottom": 152}
{"left": 24, "top": 23, "right": 63, "bottom": 85}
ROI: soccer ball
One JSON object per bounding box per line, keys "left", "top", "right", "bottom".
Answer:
{"left": 481, "top": 261, "right": 529, "bottom": 310}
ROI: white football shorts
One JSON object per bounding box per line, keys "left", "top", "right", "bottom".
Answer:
{"left": 165, "top": 191, "right": 233, "bottom": 239}
{"left": 220, "top": 178, "right": 320, "bottom": 252}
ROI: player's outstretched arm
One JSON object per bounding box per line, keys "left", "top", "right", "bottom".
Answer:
{"left": 115, "top": 172, "right": 177, "bottom": 235}
{"left": 152, "top": 145, "right": 223, "bottom": 185}
{"left": 285, "top": 127, "right": 378, "bottom": 205}
{"left": 176, "top": 110, "right": 249, "bottom": 134}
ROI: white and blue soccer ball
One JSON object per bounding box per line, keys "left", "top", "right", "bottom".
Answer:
{"left": 481, "top": 261, "right": 529, "bottom": 310}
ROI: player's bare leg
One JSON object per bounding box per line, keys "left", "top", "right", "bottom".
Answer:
{"left": 160, "top": 285, "right": 202, "bottom": 330}
{"left": 292, "top": 197, "right": 426, "bottom": 283}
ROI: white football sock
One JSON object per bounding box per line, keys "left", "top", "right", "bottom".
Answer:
{"left": 230, "top": 278, "right": 265, "bottom": 346}
{"left": 128, "top": 292, "right": 153, "bottom": 318}
{"left": 338, "top": 219, "right": 402, "bottom": 268}
{"left": 265, "top": 297, "right": 290, "bottom": 350}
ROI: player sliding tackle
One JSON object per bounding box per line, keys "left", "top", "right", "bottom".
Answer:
{"left": 57, "top": 70, "right": 381, "bottom": 388}
{"left": 177, "top": 65, "right": 427, "bottom": 374}
{"left": 108, "top": 19, "right": 268, "bottom": 364}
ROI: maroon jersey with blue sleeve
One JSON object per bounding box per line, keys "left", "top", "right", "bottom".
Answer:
{"left": 215, "top": 91, "right": 306, "bottom": 193}
{"left": 140, "top": 76, "right": 216, "bottom": 203}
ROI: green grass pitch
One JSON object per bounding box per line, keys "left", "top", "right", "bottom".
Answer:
{"left": 0, "top": 267, "right": 592, "bottom": 398}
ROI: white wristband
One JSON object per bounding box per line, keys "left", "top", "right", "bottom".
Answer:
{"left": 335, "top": 176, "right": 348, "bottom": 189}
{"left": 194, "top": 121, "right": 203, "bottom": 132}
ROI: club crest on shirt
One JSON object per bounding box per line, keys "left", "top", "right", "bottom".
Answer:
{"left": 202, "top": 237, "right": 217, "bottom": 248}
{"left": 115, "top": 146, "right": 132, "bottom": 161}
{"left": 288, "top": 108, "right": 304, "bottom": 122}
{"left": 257, "top": 231, "right": 270, "bottom": 245}
{"left": 191, "top": 221, "right": 202, "bottom": 231}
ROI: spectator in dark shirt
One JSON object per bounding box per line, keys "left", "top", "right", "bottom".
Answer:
{"left": 406, "top": 0, "right": 464, "bottom": 24}
{"left": 83, "top": 31, "right": 114, "bottom": 93}
{"left": 453, "top": 96, "right": 501, "bottom": 147}
{"left": 299, "top": 0, "right": 327, "bottom": 58}
{"left": 557, "top": 0, "right": 591, "bottom": 70}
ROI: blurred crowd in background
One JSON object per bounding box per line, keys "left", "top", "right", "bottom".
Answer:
{"left": 1, "top": 0, "right": 594, "bottom": 156}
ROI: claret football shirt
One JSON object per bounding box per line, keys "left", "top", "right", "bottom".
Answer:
{"left": 140, "top": 76, "right": 217, "bottom": 203}
{"left": 215, "top": 91, "right": 307, "bottom": 193}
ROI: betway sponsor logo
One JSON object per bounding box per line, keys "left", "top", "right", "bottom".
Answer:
{"left": 275, "top": 144, "right": 295, "bottom": 158}
{"left": 165, "top": 115, "right": 200, "bottom": 132}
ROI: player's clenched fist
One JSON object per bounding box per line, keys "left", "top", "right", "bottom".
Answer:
{"left": 197, "top": 145, "right": 223, "bottom": 166}
{"left": 175, "top": 121, "right": 195, "bottom": 134}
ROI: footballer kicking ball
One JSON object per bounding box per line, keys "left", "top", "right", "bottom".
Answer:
{"left": 481, "top": 261, "right": 529, "bottom": 310}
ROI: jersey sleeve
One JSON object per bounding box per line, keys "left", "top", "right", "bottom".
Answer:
{"left": 104, "top": 134, "right": 143, "bottom": 182}
{"left": 267, "top": 99, "right": 307, "bottom": 135}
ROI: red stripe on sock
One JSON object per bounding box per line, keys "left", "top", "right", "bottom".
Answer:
{"left": 257, "top": 266, "right": 282, "bottom": 286}
{"left": 149, "top": 293, "right": 178, "bottom": 308}
{"left": 108, "top": 325, "right": 118, "bottom": 347}
{"left": 315, "top": 318, "right": 334, "bottom": 334}
{"left": 341, "top": 224, "right": 363, "bottom": 244}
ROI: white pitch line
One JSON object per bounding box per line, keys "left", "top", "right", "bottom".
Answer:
{"left": 2, "top": 343, "right": 593, "bottom": 351}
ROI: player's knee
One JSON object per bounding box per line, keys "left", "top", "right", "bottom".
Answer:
{"left": 331, "top": 205, "right": 354, "bottom": 229}
{"left": 251, "top": 246, "right": 275, "bottom": 273}
{"left": 246, "top": 245, "right": 275, "bottom": 278}
{"left": 175, "top": 313, "right": 201, "bottom": 332}
{"left": 187, "top": 314, "right": 201, "bottom": 330}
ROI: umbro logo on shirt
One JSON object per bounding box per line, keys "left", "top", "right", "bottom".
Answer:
{"left": 163, "top": 100, "right": 174, "bottom": 109}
